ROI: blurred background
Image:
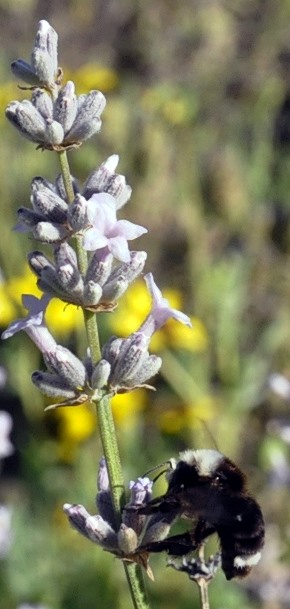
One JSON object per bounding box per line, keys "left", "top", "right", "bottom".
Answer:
{"left": 1, "top": 1, "right": 290, "bottom": 608}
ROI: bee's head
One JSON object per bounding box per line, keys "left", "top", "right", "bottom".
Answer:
{"left": 167, "top": 449, "right": 246, "bottom": 493}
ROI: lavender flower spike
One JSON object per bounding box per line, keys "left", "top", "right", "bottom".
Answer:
{"left": 83, "top": 193, "right": 147, "bottom": 263}
{"left": 140, "top": 273, "right": 192, "bottom": 337}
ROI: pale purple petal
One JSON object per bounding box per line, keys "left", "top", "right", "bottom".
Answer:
{"left": 83, "top": 192, "right": 147, "bottom": 262}
{"left": 110, "top": 219, "right": 147, "bottom": 240}
{"left": 108, "top": 236, "right": 131, "bottom": 262}
{"left": 1, "top": 294, "right": 50, "bottom": 339}
{"left": 139, "top": 273, "right": 192, "bottom": 337}
{"left": 83, "top": 228, "right": 109, "bottom": 251}
{"left": 87, "top": 192, "right": 116, "bottom": 227}
{"left": 26, "top": 324, "right": 58, "bottom": 353}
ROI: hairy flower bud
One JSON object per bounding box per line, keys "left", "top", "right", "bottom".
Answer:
{"left": 63, "top": 504, "right": 118, "bottom": 550}
{"left": 83, "top": 154, "right": 132, "bottom": 208}
{"left": 6, "top": 100, "right": 48, "bottom": 144}
{"left": 67, "top": 194, "right": 88, "bottom": 231}
{"left": 96, "top": 457, "right": 115, "bottom": 528}
{"left": 85, "top": 249, "right": 114, "bottom": 286}
{"left": 91, "top": 359, "right": 111, "bottom": 391}
{"left": 31, "top": 370, "right": 79, "bottom": 399}
{"left": 44, "top": 345, "right": 87, "bottom": 388}
{"left": 33, "top": 221, "right": 70, "bottom": 243}
{"left": 65, "top": 90, "right": 106, "bottom": 143}
{"left": 117, "top": 524, "right": 138, "bottom": 554}
{"left": 31, "top": 89, "right": 53, "bottom": 119}
{"left": 101, "top": 277, "right": 129, "bottom": 302}
{"left": 53, "top": 81, "right": 78, "bottom": 133}
{"left": 10, "top": 58, "right": 40, "bottom": 86}
{"left": 31, "top": 20, "right": 58, "bottom": 86}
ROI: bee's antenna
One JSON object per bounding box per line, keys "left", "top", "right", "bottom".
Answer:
{"left": 142, "top": 460, "right": 172, "bottom": 483}
{"left": 196, "top": 418, "right": 219, "bottom": 451}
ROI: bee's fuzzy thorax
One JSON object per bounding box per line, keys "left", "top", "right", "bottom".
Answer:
{"left": 178, "top": 449, "right": 224, "bottom": 476}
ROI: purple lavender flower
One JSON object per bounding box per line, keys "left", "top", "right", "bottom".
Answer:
{"left": 1, "top": 294, "right": 51, "bottom": 342}
{"left": 83, "top": 193, "right": 147, "bottom": 263}
{"left": 140, "top": 273, "right": 192, "bottom": 337}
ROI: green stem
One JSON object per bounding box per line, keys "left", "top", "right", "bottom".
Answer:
{"left": 58, "top": 151, "right": 150, "bottom": 609}
{"left": 96, "top": 394, "right": 124, "bottom": 518}
{"left": 96, "top": 394, "right": 150, "bottom": 609}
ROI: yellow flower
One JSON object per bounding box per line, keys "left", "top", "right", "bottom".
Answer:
{"left": 0, "top": 284, "right": 18, "bottom": 326}
{"left": 66, "top": 63, "right": 119, "bottom": 94}
{"left": 108, "top": 279, "right": 208, "bottom": 353}
{"left": 109, "top": 279, "right": 151, "bottom": 337}
{"left": 46, "top": 300, "right": 84, "bottom": 338}
{"left": 56, "top": 403, "right": 96, "bottom": 462}
{"left": 158, "top": 395, "right": 218, "bottom": 435}
{"left": 111, "top": 389, "right": 147, "bottom": 427}
{"left": 0, "top": 81, "right": 29, "bottom": 120}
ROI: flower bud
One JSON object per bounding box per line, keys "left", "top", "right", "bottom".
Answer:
{"left": 43, "top": 119, "right": 64, "bottom": 145}
{"left": 43, "top": 345, "right": 87, "bottom": 389}
{"left": 10, "top": 58, "right": 40, "bottom": 86}
{"left": 117, "top": 524, "right": 138, "bottom": 554}
{"left": 53, "top": 81, "right": 78, "bottom": 133}
{"left": 65, "top": 90, "right": 106, "bottom": 143}
{"left": 83, "top": 281, "right": 103, "bottom": 308}
{"left": 101, "top": 277, "right": 129, "bottom": 302}
{"left": 32, "top": 187, "right": 68, "bottom": 223}
{"left": 54, "top": 242, "right": 78, "bottom": 269}
{"left": 67, "top": 194, "right": 88, "bottom": 231}
{"left": 33, "top": 221, "right": 70, "bottom": 243}
{"left": 83, "top": 154, "right": 132, "bottom": 208}
{"left": 6, "top": 100, "right": 47, "bottom": 144}
{"left": 31, "top": 370, "right": 79, "bottom": 399}
{"left": 109, "top": 333, "right": 149, "bottom": 385}
{"left": 91, "top": 359, "right": 111, "bottom": 391}
{"left": 15, "top": 208, "right": 43, "bottom": 231}
{"left": 28, "top": 250, "right": 55, "bottom": 277}
{"left": 85, "top": 249, "right": 113, "bottom": 286}
{"left": 31, "top": 20, "right": 58, "bottom": 86}
{"left": 141, "top": 512, "right": 178, "bottom": 546}
{"left": 132, "top": 355, "right": 162, "bottom": 387}
{"left": 31, "top": 89, "right": 53, "bottom": 119}
{"left": 101, "top": 337, "right": 122, "bottom": 366}
{"left": 63, "top": 503, "right": 118, "bottom": 550}
{"left": 96, "top": 457, "right": 115, "bottom": 528}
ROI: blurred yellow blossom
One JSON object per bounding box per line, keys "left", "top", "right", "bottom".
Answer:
{"left": 66, "top": 63, "right": 119, "bottom": 94}
{"left": 158, "top": 395, "right": 218, "bottom": 435}
{"left": 111, "top": 389, "right": 147, "bottom": 427}
{"left": 56, "top": 403, "right": 96, "bottom": 462}
{"left": 0, "top": 81, "right": 29, "bottom": 120}
{"left": 141, "top": 85, "right": 198, "bottom": 125}
{"left": 109, "top": 279, "right": 208, "bottom": 353}
{"left": 54, "top": 391, "right": 147, "bottom": 461}
{"left": 46, "top": 300, "right": 84, "bottom": 338}
{"left": 0, "top": 283, "right": 18, "bottom": 326}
